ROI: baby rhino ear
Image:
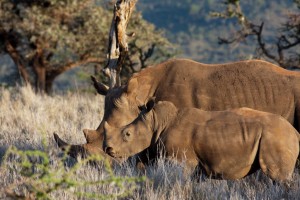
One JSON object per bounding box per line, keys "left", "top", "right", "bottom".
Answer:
{"left": 104, "top": 121, "right": 111, "bottom": 131}
{"left": 138, "top": 97, "right": 156, "bottom": 113}
{"left": 145, "top": 97, "right": 156, "bottom": 112}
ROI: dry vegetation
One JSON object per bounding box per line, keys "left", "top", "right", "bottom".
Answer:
{"left": 0, "top": 86, "right": 300, "bottom": 199}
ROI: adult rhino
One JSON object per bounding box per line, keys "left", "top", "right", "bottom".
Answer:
{"left": 104, "top": 101, "right": 300, "bottom": 181}
{"left": 54, "top": 58, "right": 300, "bottom": 158}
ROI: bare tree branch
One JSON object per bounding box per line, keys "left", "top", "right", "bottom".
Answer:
{"left": 214, "top": 0, "right": 300, "bottom": 68}
{"left": 1, "top": 28, "right": 31, "bottom": 84}
{"left": 254, "top": 22, "right": 278, "bottom": 63}
{"left": 50, "top": 57, "right": 105, "bottom": 77}
{"left": 103, "top": 0, "right": 138, "bottom": 88}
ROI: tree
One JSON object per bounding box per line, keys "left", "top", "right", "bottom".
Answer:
{"left": 212, "top": 0, "right": 300, "bottom": 68}
{"left": 0, "top": 0, "right": 174, "bottom": 94}
{"left": 95, "top": 0, "right": 176, "bottom": 88}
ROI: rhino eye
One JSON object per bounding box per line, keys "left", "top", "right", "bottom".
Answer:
{"left": 123, "top": 130, "right": 132, "bottom": 142}
{"left": 125, "top": 131, "right": 131, "bottom": 137}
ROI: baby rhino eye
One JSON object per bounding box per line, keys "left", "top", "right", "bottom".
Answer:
{"left": 125, "top": 131, "right": 131, "bottom": 137}
{"left": 123, "top": 130, "right": 132, "bottom": 142}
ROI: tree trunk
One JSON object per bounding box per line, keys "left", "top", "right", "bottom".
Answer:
{"left": 104, "top": 0, "right": 138, "bottom": 88}
{"left": 32, "top": 48, "right": 47, "bottom": 93}
{"left": 4, "top": 40, "right": 31, "bottom": 85}
{"left": 34, "top": 66, "right": 46, "bottom": 93}
{"left": 1, "top": 27, "right": 31, "bottom": 85}
{"left": 45, "top": 76, "right": 54, "bottom": 95}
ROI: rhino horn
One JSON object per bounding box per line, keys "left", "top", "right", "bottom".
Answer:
{"left": 83, "top": 129, "right": 102, "bottom": 143}
{"left": 104, "top": 121, "right": 112, "bottom": 131}
{"left": 53, "top": 133, "right": 87, "bottom": 159}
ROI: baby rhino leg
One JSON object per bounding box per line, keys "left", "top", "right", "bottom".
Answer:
{"left": 259, "top": 129, "right": 299, "bottom": 182}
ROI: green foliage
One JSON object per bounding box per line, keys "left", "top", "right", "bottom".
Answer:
{"left": 2, "top": 137, "right": 145, "bottom": 199}
{"left": 0, "top": 0, "right": 107, "bottom": 64}
{"left": 0, "top": 0, "right": 175, "bottom": 92}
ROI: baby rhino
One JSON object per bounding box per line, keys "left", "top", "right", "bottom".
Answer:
{"left": 104, "top": 100, "right": 300, "bottom": 181}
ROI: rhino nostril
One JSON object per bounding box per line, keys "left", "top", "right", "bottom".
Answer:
{"left": 105, "top": 147, "right": 114, "bottom": 155}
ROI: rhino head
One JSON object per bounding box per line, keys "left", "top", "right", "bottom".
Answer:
{"left": 103, "top": 100, "right": 178, "bottom": 159}
{"left": 53, "top": 76, "right": 151, "bottom": 159}
{"left": 103, "top": 117, "right": 152, "bottom": 159}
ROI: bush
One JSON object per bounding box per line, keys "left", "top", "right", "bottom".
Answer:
{"left": 2, "top": 140, "right": 145, "bottom": 199}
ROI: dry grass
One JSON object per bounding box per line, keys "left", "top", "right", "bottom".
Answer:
{"left": 0, "top": 86, "right": 299, "bottom": 199}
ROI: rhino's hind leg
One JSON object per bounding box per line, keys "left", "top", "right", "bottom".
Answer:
{"left": 258, "top": 130, "right": 299, "bottom": 182}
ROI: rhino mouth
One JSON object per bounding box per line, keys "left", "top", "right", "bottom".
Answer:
{"left": 105, "top": 148, "right": 124, "bottom": 159}
{"left": 108, "top": 152, "right": 116, "bottom": 158}
{"left": 105, "top": 147, "right": 117, "bottom": 158}
{"left": 110, "top": 153, "right": 127, "bottom": 159}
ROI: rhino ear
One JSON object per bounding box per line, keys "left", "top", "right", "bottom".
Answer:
{"left": 145, "top": 97, "right": 156, "bottom": 112}
{"left": 127, "top": 77, "right": 152, "bottom": 105}
{"left": 83, "top": 129, "right": 99, "bottom": 143}
{"left": 104, "top": 121, "right": 112, "bottom": 131}
{"left": 126, "top": 77, "right": 138, "bottom": 95}
{"left": 91, "top": 76, "right": 109, "bottom": 95}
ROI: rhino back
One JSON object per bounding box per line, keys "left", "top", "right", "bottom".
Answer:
{"left": 172, "top": 108, "right": 266, "bottom": 179}
{"left": 152, "top": 59, "right": 297, "bottom": 124}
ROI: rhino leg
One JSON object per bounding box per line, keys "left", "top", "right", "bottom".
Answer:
{"left": 53, "top": 133, "right": 87, "bottom": 159}
{"left": 258, "top": 130, "right": 299, "bottom": 182}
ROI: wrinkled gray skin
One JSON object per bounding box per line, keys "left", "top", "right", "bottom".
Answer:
{"left": 54, "top": 58, "right": 300, "bottom": 159}
{"left": 104, "top": 101, "right": 300, "bottom": 181}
